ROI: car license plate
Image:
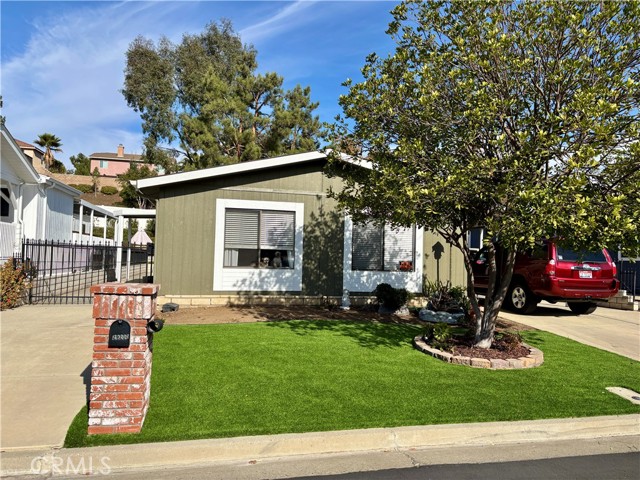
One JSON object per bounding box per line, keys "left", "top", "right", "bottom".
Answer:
{"left": 579, "top": 271, "right": 592, "bottom": 278}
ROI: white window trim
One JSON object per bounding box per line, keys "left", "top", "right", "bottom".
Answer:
{"left": 343, "top": 215, "right": 423, "bottom": 293}
{"left": 214, "top": 198, "right": 304, "bottom": 292}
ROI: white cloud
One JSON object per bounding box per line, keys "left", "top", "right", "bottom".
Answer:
{"left": 1, "top": 1, "right": 195, "bottom": 167}
{"left": 239, "top": 1, "right": 318, "bottom": 43}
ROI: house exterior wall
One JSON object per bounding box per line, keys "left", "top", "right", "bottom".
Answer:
{"left": 154, "top": 161, "right": 345, "bottom": 297}
{"left": 153, "top": 160, "right": 467, "bottom": 300}
{"left": 43, "top": 187, "right": 75, "bottom": 241}
{"left": 90, "top": 158, "right": 135, "bottom": 177}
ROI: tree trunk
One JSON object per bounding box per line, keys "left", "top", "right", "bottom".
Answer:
{"left": 473, "top": 248, "right": 517, "bottom": 348}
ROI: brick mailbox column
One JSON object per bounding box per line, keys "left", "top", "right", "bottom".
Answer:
{"left": 88, "top": 283, "right": 160, "bottom": 435}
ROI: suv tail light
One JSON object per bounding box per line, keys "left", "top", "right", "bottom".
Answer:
{"left": 612, "top": 262, "right": 617, "bottom": 276}
{"left": 545, "top": 259, "right": 556, "bottom": 276}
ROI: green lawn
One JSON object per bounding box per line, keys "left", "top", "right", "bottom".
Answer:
{"left": 65, "top": 320, "right": 640, "bottom": 447}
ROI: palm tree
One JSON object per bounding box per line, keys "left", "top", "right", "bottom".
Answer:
{"left": 34, "top": 133, "right": 63, "bottom": 169}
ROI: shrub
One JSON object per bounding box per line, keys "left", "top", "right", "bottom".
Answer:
{"left": 423, "top": 280, "right": 470, "bottom": 313}
{"left": 100, "top": 186, "right": 118, "bottom": 195}
{"left": 69, "top": 184, "right": 94, "bottom": 194}
{"left": 0, "top": 259, "right": 31, "bottom": 310}
{"left": 423, "top": 322, "right": 452, "bottom": 350}
{"left": 372, "top": 283, "right": 410, "bottom": 311}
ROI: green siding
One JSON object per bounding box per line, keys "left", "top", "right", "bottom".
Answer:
{"left": 155, "top": 162, "right": 346, "bottom": 296}
{"left": 421, "top": 230, "right": 466, "bottom": 289}
{"left": 154, "top": 160, "right": 466, "bottom": 297}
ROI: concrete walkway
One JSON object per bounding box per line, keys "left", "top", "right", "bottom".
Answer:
{"left": 0, "top": 305, "right": 94, "bottom": 449}
{"left": 499, "top": 301, "right": 640, "bottom": 361}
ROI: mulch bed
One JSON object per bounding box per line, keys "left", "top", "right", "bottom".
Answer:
{"left": 445, "top": 335, "right": 532, "bottom": 360}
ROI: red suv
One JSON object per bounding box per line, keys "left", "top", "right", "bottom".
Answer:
{"left": 472, "top": 240, "right": 620, "bottom": 314}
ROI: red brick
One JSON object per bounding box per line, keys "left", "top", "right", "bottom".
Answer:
{"left": 92, "top": 360, "right": 118, "bottom": 368}
{"left": 102, "top": 384, "right": 131, "bottom": 392}
{"left": 93, "top": 335, "right": 108, "bottom": 344}
{"left": 90, "top": 393, "right": 118, "bottom": 401}
{"left": 102, "top": 401, "right": 130, "bottom": 409}
{"left": 103, "top": 368, "right": 132, "bottom": 376}
{"left": 117, "top": 392, "right": 144, "bottom": 401}
{"left": 88, "top": 425, "right": 116, "bottom": 435}
{"left": 89, "top": 401, "right": 103, "bottom": 409}
{"left": 94, "top": 327, "right": 110, "bottom": 335}
{"left": 94, "top": 320, "right": 111, "bottom": 327}
{"left": 116, "top": 425, "right": 142, "bottom": 434}
{"left": 122, "top": 376, "right": 145, "bottom": 384}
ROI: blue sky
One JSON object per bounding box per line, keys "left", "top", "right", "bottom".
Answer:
{"left": 1, "top": 1, "right": 398, "bottom": 169}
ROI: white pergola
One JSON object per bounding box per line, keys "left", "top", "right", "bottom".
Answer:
{"left": 102, "top": 207, "right": 156, "bottom": 282}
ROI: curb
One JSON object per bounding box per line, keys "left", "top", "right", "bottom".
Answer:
{"left": 2, "top": 414, "right": 638, "bottom": 476}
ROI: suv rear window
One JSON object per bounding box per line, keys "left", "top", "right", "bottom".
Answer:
{"left": 556, "top": 247, "right": 606, "bottom": 263}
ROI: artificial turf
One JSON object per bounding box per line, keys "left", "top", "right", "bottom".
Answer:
{"left": 64, "top": 320, "right": 640, "bottom": 447}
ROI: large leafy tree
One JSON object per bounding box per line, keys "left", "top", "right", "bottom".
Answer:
{"left": 34, "top": 133, "right": 63, "bottom": 170}
{"left": 122, "top": 20, "right": 322, "bottom": 172}
{"left": 330, "top": 0, "right": 640, "bottom": 348}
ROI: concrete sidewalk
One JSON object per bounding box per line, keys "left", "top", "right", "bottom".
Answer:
{"left": 2, "top": 415, "right": 638, "bottom": 477}
{"left": 0, "top": 305, "right": 94, "bottom": 449}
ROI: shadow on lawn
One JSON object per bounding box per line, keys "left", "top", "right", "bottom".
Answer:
{"left": 264, "top": 318, "right": 422, "bottom": 350}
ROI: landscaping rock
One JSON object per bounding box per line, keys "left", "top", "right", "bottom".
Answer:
{"left": 418, "top": 308, "right": 464, "bottom": 324}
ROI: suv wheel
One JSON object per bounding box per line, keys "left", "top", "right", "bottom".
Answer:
{"left": 567, "top": 302, "right": 597, "bottom": 315}
{"left": 505, "top": 282, "right": 538, "bottom": 314}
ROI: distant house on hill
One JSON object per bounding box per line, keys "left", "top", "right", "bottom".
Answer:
{"left": 15, "top": 139, "right": 48, "bottom": 174}
{"left": 90, "top": 145, "right": 163, "bottom": 177}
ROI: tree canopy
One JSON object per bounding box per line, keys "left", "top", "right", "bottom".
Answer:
{"left": 117, "top": 163, "right": 157, "bottom": 209}
{"left": 34, "top": 133, "right": 63, "bottom": 170}
{"left": 70, "top": 153, "right": 91, "bottom": 176}
{"left": 122, "top": 20, "right": 322, "bottom": 172}
{"left": 330, "top": 0, "right": 640, "bottom": 347}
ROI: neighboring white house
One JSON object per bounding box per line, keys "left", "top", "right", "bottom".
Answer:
{"left": 0, "top": 124, "right": 120, "bottom": 261}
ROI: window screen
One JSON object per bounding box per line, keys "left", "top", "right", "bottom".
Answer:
{"left": 352, "top": 221, "right": 415, "bottom": 271}
{"left": 224, "top": 209, "right": 294, "bottom": 268}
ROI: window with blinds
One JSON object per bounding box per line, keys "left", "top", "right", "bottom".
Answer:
{"left": 352, "top": 221, "right": 415, "bottom": 271}
{"left": 224, "top": 208, "right": 295, "bottom": 268}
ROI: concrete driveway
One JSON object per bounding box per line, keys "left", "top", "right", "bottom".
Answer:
{"left": 499, "top": 302, "right": 640, "bottom": 361}
{"left": 0, "top": 305, "right": 94, "bottom": 449}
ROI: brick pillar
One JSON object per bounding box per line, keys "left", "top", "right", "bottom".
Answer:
{"left": 88, "top": 283, "right": 159, "bottom": 435}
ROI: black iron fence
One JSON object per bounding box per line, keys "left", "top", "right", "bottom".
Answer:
{"left": 21, "top": 239, "right": 154, "bottom": 304}
{"left": 617, "top": 260, "right": 639, "bottom": 302}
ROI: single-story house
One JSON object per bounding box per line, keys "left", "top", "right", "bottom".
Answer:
{"left": 134, "top": 151, "right": 465, "bottom": 306}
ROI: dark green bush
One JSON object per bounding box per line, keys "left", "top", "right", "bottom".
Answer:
{"left": 100, "top": 186, "right": 118, "bottom": 195}
{"left": 372, "top": 283, "right": 410, "bottom": 310}
{"left": 423, "top": 322, "right": 452, "bottom": 350}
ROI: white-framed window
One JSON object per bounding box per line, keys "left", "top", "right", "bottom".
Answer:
{"left": 343, "top": 216, "right": 423, "bottom": 293}
{"left": 352, "top": 221, "right": 415, "bottom": 272}
{"left": 100, "top": 160, "right": 108, "bottom": 168}
{"left": 214, "top": 199, "right": 304, "bottom": 292}
{"left": 0, "top": 186, "right": 14, "bottom": 223}
{"left": 468, "top": 227, "right": 487, "bottom": 252}
{"left": 223, "top": 209, "right": 295, "bottom": 269}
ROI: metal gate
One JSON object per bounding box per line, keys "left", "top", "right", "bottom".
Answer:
{"left": 21, "top": 239, "right": 154, "bottom": 304}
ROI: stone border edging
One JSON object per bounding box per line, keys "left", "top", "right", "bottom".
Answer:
{"left": 413, "top": 335, "right": 544, "bottom": 369}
